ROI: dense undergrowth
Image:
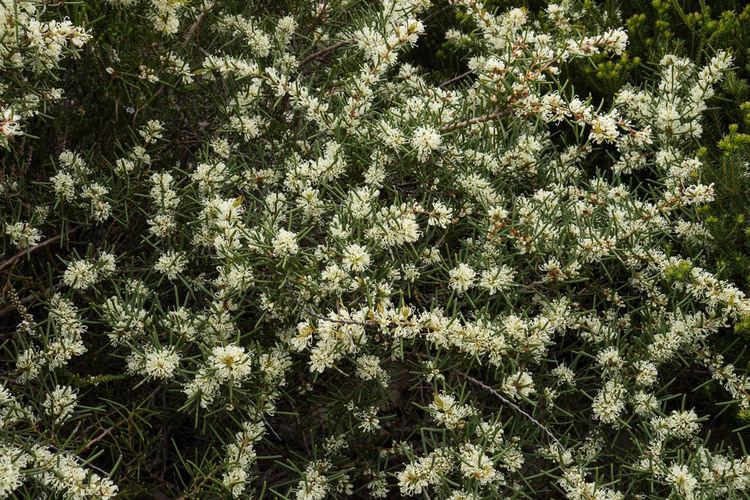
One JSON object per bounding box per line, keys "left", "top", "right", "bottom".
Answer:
{"left": 2, "top": 1, "right": 750, "bottom": 498}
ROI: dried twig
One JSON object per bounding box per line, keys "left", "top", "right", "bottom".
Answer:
{"left": 454, "top": 370, "right": 563, "bottom": 448}
{"left": 439, "top": 108, "right": 508, "bottom": 133}
{"left": 182, "top": 11, "right": 207, "bottom": 48}
{"left": 0, "top": 283, "right": 65, "bottom": 319}
{"left": 0, "top": 291, "right": 35, "bottom": 318}
{"left": 0, "top": 228, "right": 75, "bottom": 273}
{"left": 303, "top": 307, "right": 378, "bottom": 327}
{"left": 438, "top": 69, "right": 473, "bottom": 88}
{"left": 299, "top": 39, "right": 355, "bottom": 67}
{"left": 77, "top": 427, "right": 115, "bottom": 454}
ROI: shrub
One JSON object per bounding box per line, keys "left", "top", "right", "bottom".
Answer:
{"left": 2, "top": 1, "right": 750, "bottom": 498}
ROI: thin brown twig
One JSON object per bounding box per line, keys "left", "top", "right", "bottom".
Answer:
{"left": 454, "top": 370, "right": 563, "bottom": 448}
{"left": 0, "top": 228, "right": 75, "bottom": 273}
{"left": 182, "top": 10, "right": 207, "bottom": 48}
{"left": 299, "top": 39, "right": 355, "bottom": 67}
{"left": 303, "top": 307, "right": 378, "bottom": 327}
{"left": 439, "top": 108, "right": 508, "bottom": 133}
{"left": 438, "top": 69, "right": 473, "bottom": 88}
{"left": 77, "top": 426, "right": 116, "bottom": 454}
{"left": 0, "top": 291, "right": 35, "bottom": 318}
{"left": 0, "top": 282, "right": 65, "bottom": 327}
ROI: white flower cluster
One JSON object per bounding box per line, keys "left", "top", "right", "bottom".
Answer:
{"left": 50, "top": 151, "right": 113, "bottom": 222}
{"left": 16, "top": 294, "right": 87, "bottom": 383}
{"left": 0, "top": 1, "right": 90, "bottom": 148}
{"left": 4, "top": 221, "right": 42, "bottom": 249}
{"left": 42, "top": 385, "right": 77, "bottom": 424}
{"left": 184, "top": 344, "right": 253, "bottom": 408}
{"left": 126, "top": 345, "right": 180, "bottom": 380}
{"left": 222, "top": 421, "right": 264, "bottom": 498}
{"left": 429, "top": 391, "right": 476, "bottom": 430}
{"left": 62, "top": 253, "right": 116, "bottom": 290}
{"left": 0, "top": 387, "right": 117, "bottom": 498}
{"left": 3, "top": 0, "right": 750, "bottom": 498}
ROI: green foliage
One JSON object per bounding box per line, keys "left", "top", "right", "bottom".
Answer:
{"left": 2, "top": 1, "right": 750, "bottom": 499}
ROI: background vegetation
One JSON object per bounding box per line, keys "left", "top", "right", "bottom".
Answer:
{"left": 2, "top": 0, "right": 750, "bottom": 498}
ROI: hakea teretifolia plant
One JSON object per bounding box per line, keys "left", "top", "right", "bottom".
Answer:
{"left": 0, "top": 1, "right": 90, "bottom": 150}
{"left": 2, "top": 0, "right": 750, "bottom": 498}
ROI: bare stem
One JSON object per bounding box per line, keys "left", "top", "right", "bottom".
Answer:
{"left": 0, "top": 228, "right": 75, "bottom": 273}
{"left": 439, "top": 108, "right": 508, "bottom": 133}
{"left": 438, "top": 69, "right": 473, "bottom": 88}
{"left": 303, "top": 307, "right": 378, "bottom": 327}
{"left": 454, "top": 370, "right": 563, "bottom": 448}
{"left": 299, "top": 39, "right": 354, "bottom": 67}
{"left": 182, "top": 11, "right": 208, "bottom": 48}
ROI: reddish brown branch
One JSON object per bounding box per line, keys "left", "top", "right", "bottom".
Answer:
{"left": 0, "top": 228, "right": 75, "bottom": 273}
{"left": 439, "top": 108, "right": 509, "bottom": 133}
{"left": 299, "top": 39, "right": 354, "bottom": 67}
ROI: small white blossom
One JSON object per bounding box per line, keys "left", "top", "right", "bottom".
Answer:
{"left": 154, "top": 250, "right": 188, "bottom": 280}
{"left": 411, "top": 126, "right": 442, "bottom": 162}
{"left": 272, "top": 228, "right": 299, "bottom": 257}
{"left": 449, "top": 263, "right": 476, "bottom": 293}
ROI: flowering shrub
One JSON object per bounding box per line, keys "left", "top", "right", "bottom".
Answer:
{"left": 0, "top": 1, "right": 90, "bottom": 148}
{"left": 2, "top": 1, "right": 750, "bottom": 498}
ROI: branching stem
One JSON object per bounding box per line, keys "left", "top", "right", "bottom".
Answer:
{"left": 454, "top": 370, "right": 563, "bottom": 448}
